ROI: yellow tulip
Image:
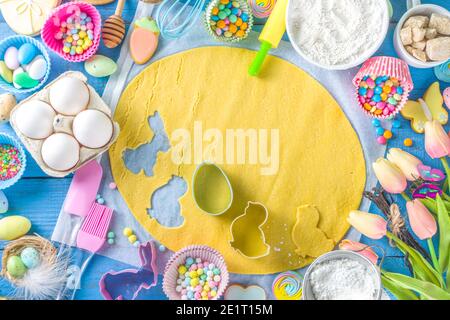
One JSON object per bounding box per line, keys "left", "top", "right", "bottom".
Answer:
{"left": 347, "top": 210, "right": 387, "bottom": 240}
{"left": 372, "top": 158, "right": 407, "bottom": 194}
{"left": 386, "top": 148, "right": 422, "bottom": 181}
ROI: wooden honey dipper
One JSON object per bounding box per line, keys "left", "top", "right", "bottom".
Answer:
{"left": 102, "top": 0, "right": 126, "bottom": 48}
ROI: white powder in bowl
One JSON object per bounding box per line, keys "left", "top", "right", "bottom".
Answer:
{"left": 309, "top": 258, "right": 378, "bottom": 300}
{"left": 287, "top": 0, "right": 387, "bottom": 67}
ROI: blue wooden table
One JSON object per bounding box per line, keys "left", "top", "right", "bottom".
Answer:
{"left": 0, "top": 0, "right": 449, "bottom": 300}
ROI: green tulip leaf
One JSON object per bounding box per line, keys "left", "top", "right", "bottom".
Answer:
{"left": 436, "top": 195, "right": 450, "bottom": 273}
{"left": 383, "top": 272, "right": 450, "bottom": 300}
{"left": 381, "top": 275, "right": 419, "bottom": 300}
{"left": 388, "top": 232, "right": 443, "bottom": 287}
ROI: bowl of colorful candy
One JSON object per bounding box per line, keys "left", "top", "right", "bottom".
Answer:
{"left": 0, "top": 133, "right": 26, "bottom": 190}
{"left": 353, "top": 56, "right": 414, "bottom": 119}
{"left": 41, "top": 2, "right": 101, "bottom": 63}
{"left": 0, "top": 35, "right": 51, "bottom": 94}
{"left": 163, "top": 245, "right": 229, "bottom": 300}
{"left": 205, "top": 0, "right": 253, "bottom": 42}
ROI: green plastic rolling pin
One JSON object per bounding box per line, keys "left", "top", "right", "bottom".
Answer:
{"left": 248, "top": 0, "right": 288, "bottom": 76}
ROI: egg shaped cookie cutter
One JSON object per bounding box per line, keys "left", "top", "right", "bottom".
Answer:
{"left": 192, "top": 162, "right": 233, "bottom": 216}
{"left": 9, "top": 71, "right": 120, "bottom": 178}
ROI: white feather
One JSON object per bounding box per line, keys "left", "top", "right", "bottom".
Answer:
{"left": 11, "top": 246, "right": 71, "bottom": 300}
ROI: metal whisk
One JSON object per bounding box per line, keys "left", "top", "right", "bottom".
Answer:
{"left": 155, "top": 0, "right": 208, "bottom": 39}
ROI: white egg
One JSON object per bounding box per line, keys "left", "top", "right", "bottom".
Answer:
{"left": 15, "top": 100, "right": 55, "bottom": 139}
{"left": 49, "top": 77, "right": 90, "bottom": 115}
{"left": 41, "top": 133, "right": 80, "bottom": 171}
{"left": 73, "top": 109, "right": 113, "bottom": 148}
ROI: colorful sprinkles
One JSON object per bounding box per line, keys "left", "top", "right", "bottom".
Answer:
{"left": 0, "top": 144, "right": 22, "bottom": 181}
{"left": 54, "top": 11, "right": 95, "bottom": 56}
{"left": 176, "top": 257, "right": 222, "bottom": 300}
{"left": 207, "top": 0, "right": 252, "bottom": 41}
{"left": 358, "top": 75, "right": 405, "bottom": 118}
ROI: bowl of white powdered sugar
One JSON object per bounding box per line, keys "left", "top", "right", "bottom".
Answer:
{"left": 302, "top": 250, "right": 382, "bottom": 300}
{"left": 286, "top": 0, "right": 390, "bottom": 70}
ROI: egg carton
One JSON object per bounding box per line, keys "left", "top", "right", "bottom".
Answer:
{"left": 10, "top": 71, "right": 120, "bottom": 178}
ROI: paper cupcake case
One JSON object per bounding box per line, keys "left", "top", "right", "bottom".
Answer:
{"left": 41, "top": 2, "right": 101, "bottom": 63}
{"left": 0, "top": 35, "right": 51, "bottom": 94}
{"left": 163, "top": 245, "right": 229, "bottom": 300}
{"left": 0, "top": 134, "right": 26, "bottom": 190}
{"left": 9, "top": 71, "right": 120, "bottom": 178}
{"left": 204, "top": 0, "right": 253, "bottom": 43}
{"left": 352, "top": 56, "right": 414, "bottom": 120}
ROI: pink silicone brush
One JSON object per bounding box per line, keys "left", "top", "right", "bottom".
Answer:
{"left": 76, "top": 203, "right": 113, "bottom": 253}
{"left": 71, "top": 203, "right": 113, "bottom": 300}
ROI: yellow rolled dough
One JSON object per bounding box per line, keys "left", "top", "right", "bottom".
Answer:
{"left": 110, "top": 47, "right": 366, "bottom": 274}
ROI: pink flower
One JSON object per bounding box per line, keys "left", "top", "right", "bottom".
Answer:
{"left": 406, "top": 199, "right": 437, "bottom": 240}
{"left": 347, "top": 211, "right": 388, "bottom": 240}
{"left": 372, "top": 158, "right": 407, "bottom": 194}
{"left": 424, "top": 120, "right": 450, "bottom": 159}
{"left": 339, "top": 239, "right": 379, "bottom": 265}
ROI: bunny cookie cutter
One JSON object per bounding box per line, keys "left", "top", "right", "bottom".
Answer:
{"left": 99, "top": 241, "right": 158, "bottom": 300}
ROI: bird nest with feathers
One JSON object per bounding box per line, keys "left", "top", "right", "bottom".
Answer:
{"left": 1, "top": 235, "right": 57, "bottom": 285}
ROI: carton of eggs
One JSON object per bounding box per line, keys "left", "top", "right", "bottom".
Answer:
{"left": 9, "top": 71, "right": 120, "bottom": 177}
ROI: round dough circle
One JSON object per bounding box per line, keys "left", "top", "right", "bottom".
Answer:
{"left": 15, "top": 100, "right": 55, "bottom": 139}
{"left": 49, "top": 77, "right": 90, "bottom": 115}
{"left": 73, "top": 110, "right": 114, "bottom": 148}
{"left": 41, "top": 133, "right": 80, "bottom": 171}
{"left": 110, "top": 47, "right": 366, "bottom": 274}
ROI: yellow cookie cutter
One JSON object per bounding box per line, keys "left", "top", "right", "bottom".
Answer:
{"left": 192, "top": 162, "right": 233, "bottom": 216}
{"left": 229, "top": 201, "right": 271, "bottom": 259}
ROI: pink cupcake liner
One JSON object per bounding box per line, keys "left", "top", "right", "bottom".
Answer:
{"left": 41, "top": 2, "right": 101, "bottom": 63}
{"left": 163, "top": 245, "right": 229, "bottom": 300}
{"left": 352, "top": 56, "right": 414, "bottom": 120}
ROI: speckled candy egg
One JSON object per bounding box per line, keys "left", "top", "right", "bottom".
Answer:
{"left": 41, "top": 133, "right": 80, "bottom": 171}
{"left": 0, "top": 190, "right": 8, "bottom": 214}
{"left": 15, "top": 100, "right": 55, "bottom": 139}
{"left": 73, "top": 109, "right": 113, "bottom": 148}
{"left": 20, "top": 247, "right": 40, "bottom": 269}
{"left": 0, "top": 93, "right": 16, "bottom": 125}
{"left": 49, "top": 77, "right": 90, "bottom": 116}
{"left": 6, "top": 255, "right": 27, "bottom": 278}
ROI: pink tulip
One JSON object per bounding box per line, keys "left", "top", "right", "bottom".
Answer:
{"left": 339, "top": 239, "right": 379, "bottom": 265}
{"left": 424, "top": 120, "right": 450, "bottom": 159}
{"left": 372, "top": 158, "right": 407, "bottom": 194}
{"left": 347, "top": 210, "right": 388, "bottom": 240}
{"left": 406, "top": 199, "right": 437, "bottom": 240}
{"left": 386, "top": 148, "right": 422, "bottom": 181}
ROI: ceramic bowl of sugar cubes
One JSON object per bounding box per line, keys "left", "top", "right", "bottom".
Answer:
{"left": 9, "top": 71, "right": 120, "bottom": 178}
{"left": 395, "top": 4, "right": 450, "bottom": 68}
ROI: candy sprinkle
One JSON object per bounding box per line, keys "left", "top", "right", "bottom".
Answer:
{"left": 0, "top": 144, "right": 22, "bottom": 181}
{"left": 55, "top": 10, "right": 94, "bottom": 56}
{"left": 358, "top": 75, "right": 404, "bottom": 118}
{"left": 404, "top": 138, "right": 413, "bottom": 147}
{"left": 177, "top": 257, "right": 222, "bottom": 300}
{"left": 208, "top": 0, "right": 251, "bottom": 41}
